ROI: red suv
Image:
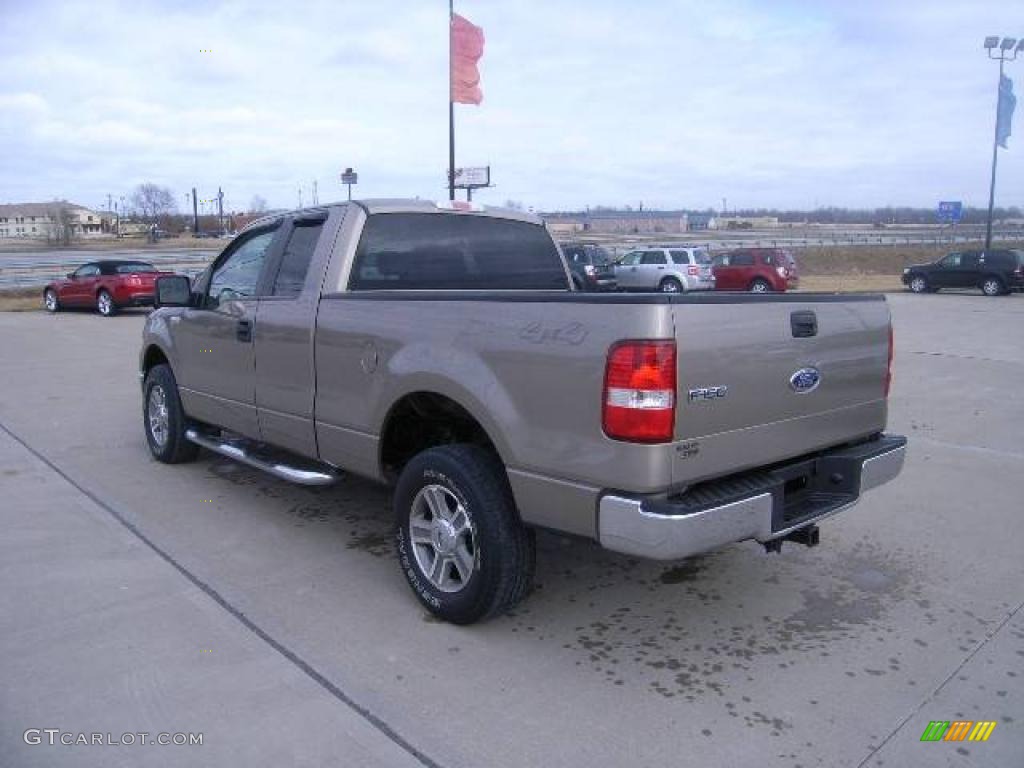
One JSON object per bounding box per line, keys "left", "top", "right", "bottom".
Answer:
{"left": 712, "top": 248, "right": 799, "bottom": 292}
{"left": 43, "top": 260, "right": 174, "bottom": 317}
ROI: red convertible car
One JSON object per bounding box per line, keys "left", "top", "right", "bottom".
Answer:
{"left": 43, "top": 260, "right": 173, "bottom": 316}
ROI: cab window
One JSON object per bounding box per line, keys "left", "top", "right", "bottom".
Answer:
{"left": 207, "top": 228, "right": 277, "bottom": 308}
{"left": 640, "top": 251, "right": 667, "bottom": 265}
{"left": 271, "top": 219, "right": 324, "bottom": 298}
{"left": 940, "top": 253, "right": 962, "bottom": 268}
{"left": 619, "top": 251, "right": 642, "bottom": 266}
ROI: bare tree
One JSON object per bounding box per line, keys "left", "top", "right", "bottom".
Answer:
{"left": 130, "top": 183, "right": 177, "bottom": 222}
{"left": 46, "top": 202, "right": 76, "bottom": 247}
{"left": 248, "top": 195, "right": 268, "bottom": 214}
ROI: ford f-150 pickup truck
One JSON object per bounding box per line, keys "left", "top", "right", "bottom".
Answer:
{"left": 140, "top": 199, "right": 906, "bottom": 624}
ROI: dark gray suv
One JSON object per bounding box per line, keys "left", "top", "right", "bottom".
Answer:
{"left": 902, "top": 249, "right": 1024, "bottom": 296}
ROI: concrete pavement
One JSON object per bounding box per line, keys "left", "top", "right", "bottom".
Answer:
{"left": 0, "top": 293, "right": 1021, "bottom": 767}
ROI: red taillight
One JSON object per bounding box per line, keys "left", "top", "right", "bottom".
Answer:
{"left": 603, "top": 340, "right": 676, "bottom": 443}
{"left": 884, "top": 325, "right": 894, "bottom": 397}
{"left": 687, "top": 265, "right": 699, "bottom": 276}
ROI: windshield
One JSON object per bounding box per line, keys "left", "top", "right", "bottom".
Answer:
{"left": 115, "top": 262, "right": 156, "bottom": 274}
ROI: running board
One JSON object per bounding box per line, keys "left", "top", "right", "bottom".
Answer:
{"left": 185, "top": 429, "right": 341, "bottom": 486}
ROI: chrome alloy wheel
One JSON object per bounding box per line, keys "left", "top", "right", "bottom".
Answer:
{"left": 409, "top": 484, "right": 476, "bottom": 593}
{"left": 910, "top": 276, "right": 927, "bottom": 293}
{"left": 98, "top": 292, "right": 113, "bottom": 316}
{"left": 147, "top": 384, "right": 169, "bottom": 448}
{"left": 44, "top": 290, "right": 57, "bottom": 311}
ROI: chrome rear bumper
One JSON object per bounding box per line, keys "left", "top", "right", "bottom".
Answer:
{"left": 598, "top": 435, "right": 906, "bottom": 560}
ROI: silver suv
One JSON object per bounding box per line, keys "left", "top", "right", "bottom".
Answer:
{"left": 615, "top": 246, "right": 715, "bottom": 292}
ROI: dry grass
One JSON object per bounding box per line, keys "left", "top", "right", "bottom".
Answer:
{"left": 796, "top": 275, "right": 904, "bottom": 293}
{"left": 793, "top": 241, "right": 1024, "bottom": 275}
{"left": 0, "top": 288, "right": 43, "bottom": 312}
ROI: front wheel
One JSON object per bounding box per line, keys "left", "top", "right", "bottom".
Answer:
{"left": 43, "top": 289, "right": 60, "bottom": 312}
{"left": 981, "top": 277, "right": 1005, "bottom": 297}
{"left": 143, "top": 364, "right": 199, "bottom": 463}
{"left": 394, "top": 444, "right": 535, "bottom": 624}
{"left": 908, "top": 275, "right": 928, "bottom": 294}
{"left": 97, "top": 290, "right": 116, "bottom": 317}
{"left": 749, "top": 278, "right": 771, "bottom": 293}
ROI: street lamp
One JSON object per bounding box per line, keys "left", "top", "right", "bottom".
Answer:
{"left": 982, "top": 35, "right": 1020, "bottom": 253}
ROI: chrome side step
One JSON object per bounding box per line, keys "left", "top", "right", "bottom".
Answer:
{"left": 185, "top": 429, "right": 341, "bottom": 486}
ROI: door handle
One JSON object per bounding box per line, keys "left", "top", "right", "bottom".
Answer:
{"left": 236, "top": 319, "right": 252, "bottom": 342}
{"left": 657, "top": 266, "right": 665, "bottom": 270}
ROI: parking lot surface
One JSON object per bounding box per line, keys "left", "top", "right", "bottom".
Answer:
{"left": 1, "top": 293, "right": 1022, "bottom": 767}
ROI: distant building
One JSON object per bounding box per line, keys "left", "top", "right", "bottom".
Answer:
{"left": 687, "top": 212, "right": 716, "bottom": 231}
{"left": 713, "top": 216, "right": 780, "bottom": 230}
{"left": 0, "top": 202, "right": 108, "bottom": 239}
{"left": 543, "top": 210, "right": 690, "bottom": 234}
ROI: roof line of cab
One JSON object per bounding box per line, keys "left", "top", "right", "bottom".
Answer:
{"left": 241, "top": 198, "right": 543, "bottom": 235}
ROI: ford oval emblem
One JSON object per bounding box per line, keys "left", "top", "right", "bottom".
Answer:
{"left": 789, "top": 367, "right": 821, "bottom": 393}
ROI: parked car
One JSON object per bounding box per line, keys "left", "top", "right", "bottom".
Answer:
{"left": 713, "top": 248, "right": 799, "bottom": 292}
{"left": 43, "top": 260, "right": 173, "bottom": 316}
{"left": 614, "top": 246, "right": 715, "bottom": 292}
{"left": 901, "top": 249, "right": 1024, "bottom": 296}
{"left": 560, "top": 242, "right": 617, "bottom": 291}
{"left": 141, "top": 199, "right": 904, "bottom": 624}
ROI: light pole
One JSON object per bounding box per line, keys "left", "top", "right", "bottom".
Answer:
{"left": 982, "top": 35, "right": 1022, "bottom": 252}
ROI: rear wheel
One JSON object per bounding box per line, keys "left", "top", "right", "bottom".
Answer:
{"left": 143, "top": 364, "right": 199, "bottom": 464}
{"left": 908, "top": 275, "right": 928, "bottom": 294}
{"left": 981, "top": 276, "right": 1005, "bottom": 296}
{"left": 43, "top": 289, "right": 59, "bottom": 312}
{"left": 749, "top": 278, "right": 771, "bottom": 293}
{"left": 659, "top": 277, "right": 683, "bottom": 293}
{"left": 97, "top": 290, "right": 116, "bottom": 317}
{"left": 394, "top": 444, "right": 535, "bottom": 624}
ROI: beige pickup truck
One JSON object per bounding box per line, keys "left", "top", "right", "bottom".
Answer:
{"left": 140, "top": 200, "right": 906, "bottom": 623}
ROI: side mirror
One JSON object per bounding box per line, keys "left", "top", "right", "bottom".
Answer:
{"left": 154, "top": 275, "right": 192, "bottom": 308}
{"left": 67, "top": 272, "right": 75, "bottom": 280}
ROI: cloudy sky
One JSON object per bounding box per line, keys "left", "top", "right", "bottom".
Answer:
{"left": 0, "top": 0, "right": 1020, "bottom": 213}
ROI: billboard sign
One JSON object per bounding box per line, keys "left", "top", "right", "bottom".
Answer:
{"left": 937, "top": 201, "right": 962, "bottom": 223}
{"left": 451, "top": 166, "right": 490, "bottom": 189}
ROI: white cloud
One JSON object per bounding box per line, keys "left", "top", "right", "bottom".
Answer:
{"left": 0, "top": 0, "right": 1020, "bottom": 212}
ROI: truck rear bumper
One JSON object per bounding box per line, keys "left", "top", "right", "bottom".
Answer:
{"left": 598, "top": 434, "right": 906, "bottom": 560}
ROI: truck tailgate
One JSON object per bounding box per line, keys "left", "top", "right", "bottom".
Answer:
{"left": 670, "top": 295, "right": 891, "bottom": 486}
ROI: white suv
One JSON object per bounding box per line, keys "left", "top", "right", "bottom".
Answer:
{"left": 614, "top": 246, "right": 715, "bottom": 292}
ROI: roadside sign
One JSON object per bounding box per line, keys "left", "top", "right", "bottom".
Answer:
{"left": 937, "top": 201, "right": 962, "bottom": 223}
{"left": 450, "top": 166, "right": 490, "bottom": 189}
{"left": 340, "top": 168, "right": 358, "bottom": 185}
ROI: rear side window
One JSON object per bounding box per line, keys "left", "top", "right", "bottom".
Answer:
{"left": 114, "top": 262, "right": 157, "bottom": 274}
{"left": 350, "top": 214, "right": 567, "bottom": 290}
{"left": 272, "top": 219, "right": 324, "bottom": 297}
{"left": 668, "top": 250, "right": 691, "bottom": 265}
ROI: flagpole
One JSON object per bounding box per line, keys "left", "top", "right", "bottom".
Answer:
{"left": 448, "top": 0, "right": 456, "bottom": 201}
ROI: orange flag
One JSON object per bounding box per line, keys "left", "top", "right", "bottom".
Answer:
{"left": 450, "top": 13, "right": 484, "bottom": 105}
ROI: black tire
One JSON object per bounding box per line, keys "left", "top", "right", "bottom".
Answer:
{"left": 394, "top": 444, "right": 535, "bottom": 624}
{"left": 749, "top": 278, "right": 772, "bottom": 293}
{"left": 142, "top": 364, "right": 199, "bottom": 464}
{"left": 97, "top": 289, "right": 117, "bottom": 317}
{"left": 981, "top": 276, "right": 1005, "bottom": 297}
{"left": 43, "top": 288, "right": 60, "bottom": 313}
{"left": 908, "top": 274, "right": 928, "bottom": 294}
{"left": 659, "top": 277, "right": 683, "bottom": 293}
